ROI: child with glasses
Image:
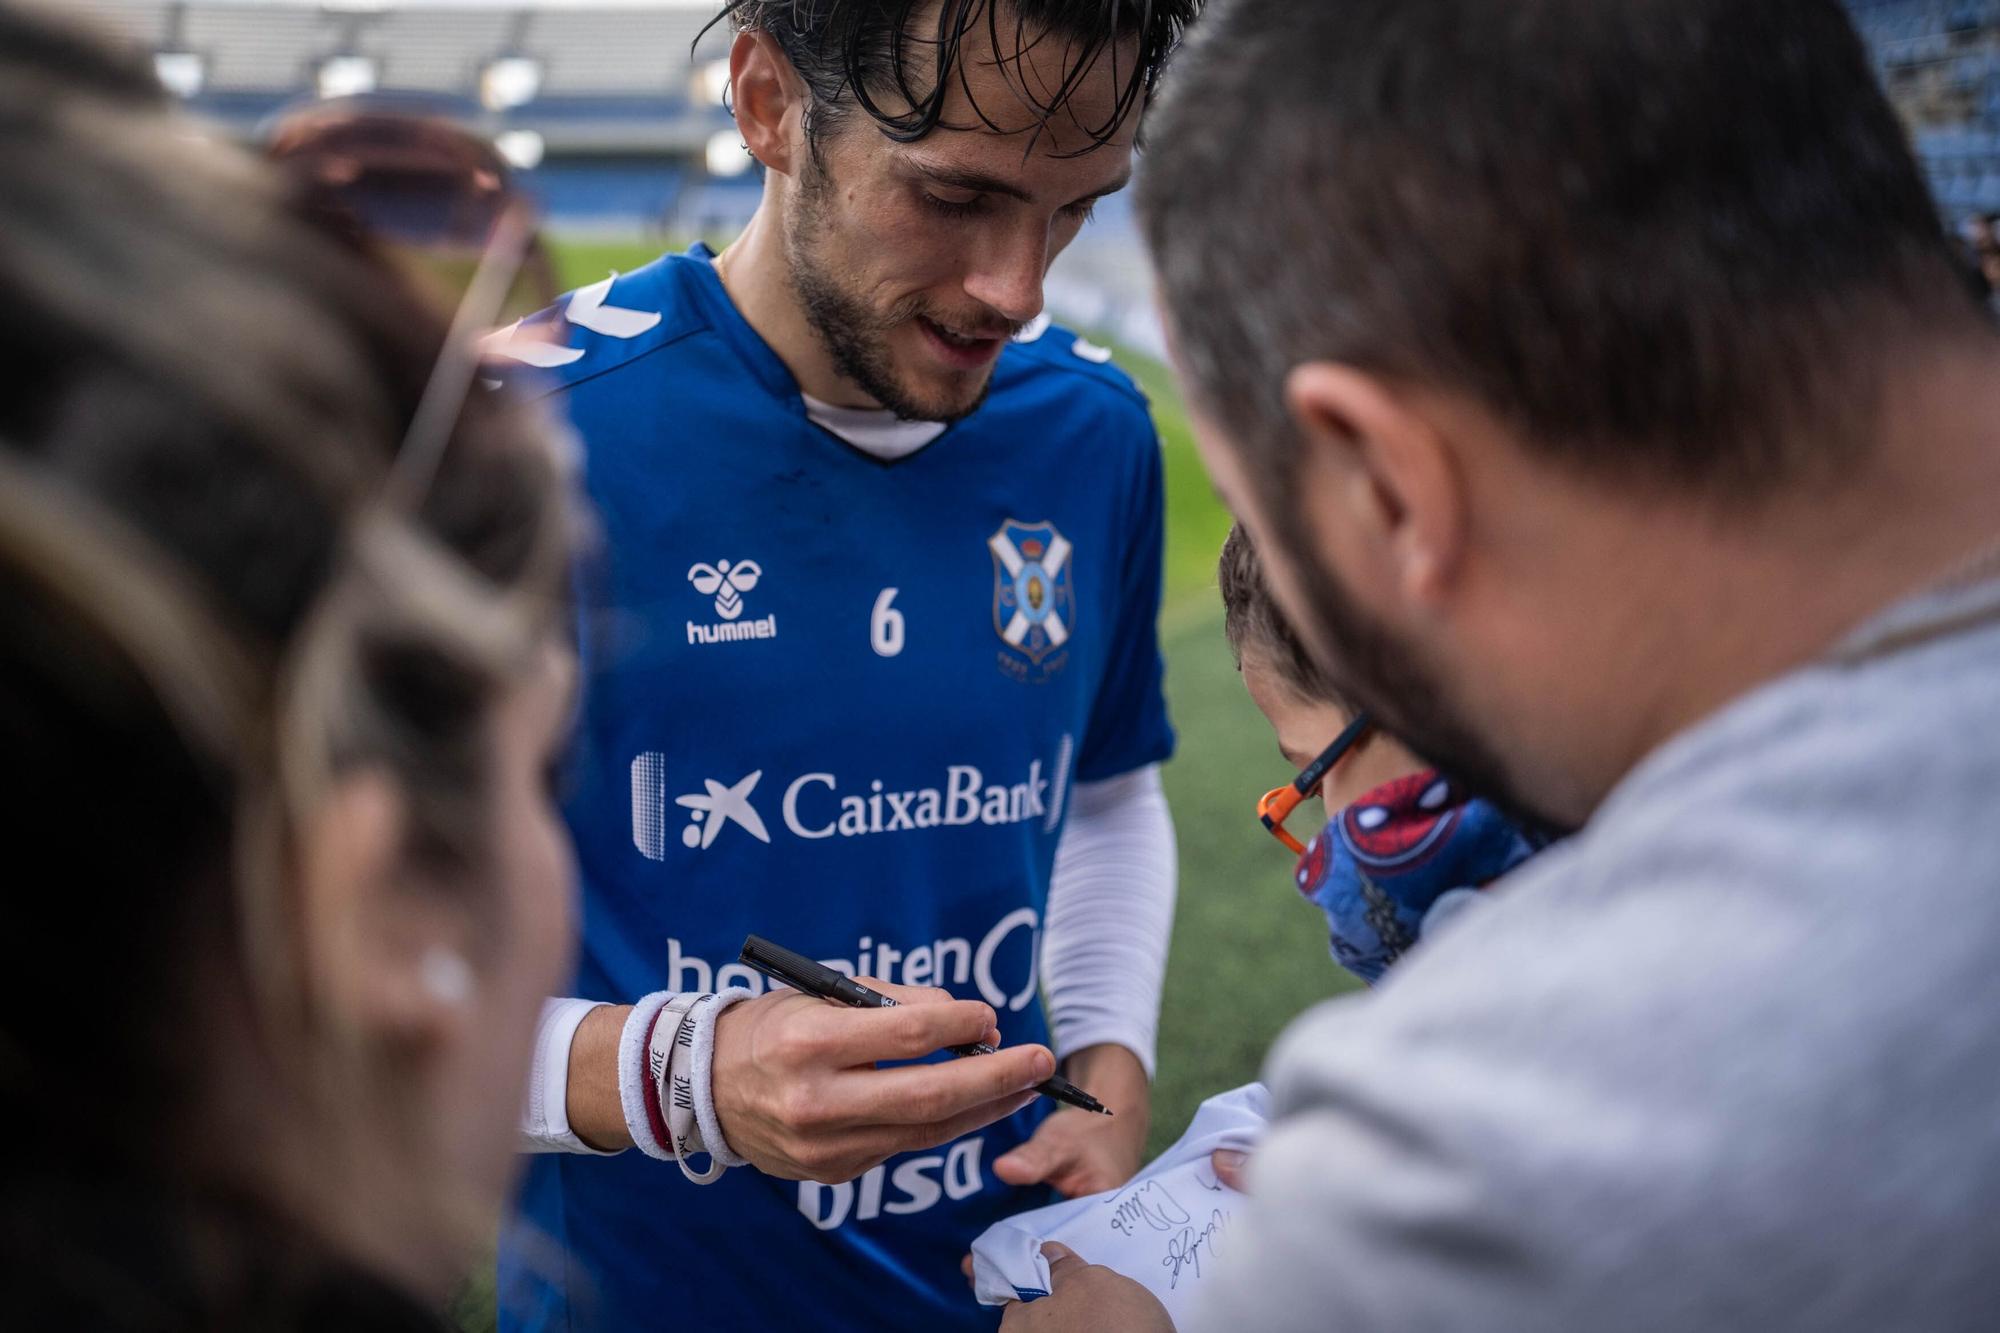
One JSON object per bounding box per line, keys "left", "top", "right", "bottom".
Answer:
{"left": 1219, "top": 525, "right": 1549, "bottom": 983}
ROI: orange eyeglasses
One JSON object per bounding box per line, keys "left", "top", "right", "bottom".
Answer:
{"left": 1257, "top": 712, "right": 1373, "bottom": 855}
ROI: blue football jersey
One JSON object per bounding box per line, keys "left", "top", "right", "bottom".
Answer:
{"left": 494, "top": 247, "right": 1174, "bottom": 1333}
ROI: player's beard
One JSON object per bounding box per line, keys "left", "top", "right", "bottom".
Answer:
{"left": 784, "top": 157, "right": 1007, "bottom": 425}
{"left": 1276, "top": 510, "right": 1575, "bottom": 840}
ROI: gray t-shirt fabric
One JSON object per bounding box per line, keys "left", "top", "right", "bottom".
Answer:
{"left": 1190, "top": 572, "right": 2000, "bottom": 1332}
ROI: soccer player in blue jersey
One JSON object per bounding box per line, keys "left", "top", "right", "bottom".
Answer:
{"left": 490, "top": 2, "right": 1199, "bottom": 1328}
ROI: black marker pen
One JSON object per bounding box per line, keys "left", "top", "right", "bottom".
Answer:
{"left": 739, "top": 934, "right": 1111, "bottom": 1115}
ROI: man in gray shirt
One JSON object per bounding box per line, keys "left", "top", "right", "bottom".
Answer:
{"left": 1005, "top": 1, "right": 2000, "bottom": 1328}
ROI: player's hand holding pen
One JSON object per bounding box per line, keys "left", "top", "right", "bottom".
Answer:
{"left": 709, "top": 979, "right": 1056, "bottom": 1183}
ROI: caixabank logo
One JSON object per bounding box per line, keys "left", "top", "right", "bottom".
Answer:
{"left": 629, "top": 740, "right": 1073, "bottom": 861}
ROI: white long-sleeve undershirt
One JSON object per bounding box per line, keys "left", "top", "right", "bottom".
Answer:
{"left": 1038, "top": 764, "right": 1177, "bottom": 1079}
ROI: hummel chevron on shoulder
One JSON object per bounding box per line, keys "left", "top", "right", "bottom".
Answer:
{"left": 481, "top": 271, "right": 662, "bottom": 367}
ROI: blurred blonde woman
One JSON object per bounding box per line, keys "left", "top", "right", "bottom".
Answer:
{"left": 0, "top": 7, "right": 578, "bottom": 1327}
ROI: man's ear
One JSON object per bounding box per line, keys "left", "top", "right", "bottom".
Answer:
{"left": 1283, "top": 363, "right": 1465, "bottom": 606}
{"left": 297, "top": 772, "right": 472, "bottom": 1052}
{"left": 731, "top": 30, "right": 807, "bottom": 177}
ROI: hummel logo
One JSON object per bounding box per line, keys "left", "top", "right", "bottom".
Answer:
{"left": 675, "top": 770, "right": 771, "bottom": 849}
{"left": 688, "top": 559, "right": 761, "bottom": 621}
{"left": 685, "top": 557, "right": 778, "bottom": 647}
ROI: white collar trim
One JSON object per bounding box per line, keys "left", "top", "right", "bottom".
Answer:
{"left": 801, "top": 393, "right": 947, "bottom": 460}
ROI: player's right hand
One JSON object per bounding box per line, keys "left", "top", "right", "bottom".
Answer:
{"left": 710, "top": 978, "right": 1054, "bottom": 1182}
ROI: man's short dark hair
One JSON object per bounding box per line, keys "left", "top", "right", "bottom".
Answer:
{"left": 1218, "top": 523, "right": 1347, "bottom": 707}
{"left": 710, "top": 0, "right": 1198, "bottom": 156}
{"left": 1139, "top": 0, "right": 1991, "bottom": 511}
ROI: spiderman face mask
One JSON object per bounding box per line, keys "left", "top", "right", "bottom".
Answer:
{"left": 1294, "top": 770, "right": 1550, "bottom": 983}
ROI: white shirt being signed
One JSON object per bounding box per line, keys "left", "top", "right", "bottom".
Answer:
{"left": 970, "top": 1083, "right": 1268, "bottom": 1318}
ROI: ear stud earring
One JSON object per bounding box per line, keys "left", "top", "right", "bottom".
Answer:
{"left": 420, "top": 949, "right": 474, "bottom": 1006}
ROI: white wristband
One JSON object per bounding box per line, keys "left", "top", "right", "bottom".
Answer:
{"left": 660, "top": 980, "right": 752, "bottom": 1176}
{"left": 618, "top": 988, "right": 754, "bottom": 1178}
{"left": 616, "top": 992, "right": 677, "bottom": 1161}
{"left": 521, "top": 997, "right": 618, "bottom": 1154}
{"left": 649, "top": 993, "right": 706, "bottom": 1170}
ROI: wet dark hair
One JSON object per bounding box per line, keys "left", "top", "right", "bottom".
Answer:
{"left": 1141, "top": 0, "right": 1993, "bottom": 519}
{"left": 707, "top": 0, "right": 1199, "bottom": 156}
{"left": 1217, "top": 523, "right": 1347, "bottom": 708}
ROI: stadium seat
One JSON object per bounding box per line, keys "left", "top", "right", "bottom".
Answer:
{"left": 57, "top": 0, "right": 2000, "bottom": 236}
{"left": 362, "top": 8, "right": 516, "bottom": 94}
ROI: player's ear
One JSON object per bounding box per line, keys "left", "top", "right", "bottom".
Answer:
{"left": 1283, "top": 362, "right": 1466, "bottom": 608}
{"left": 731, "top": 30, "right": 807, "bottom": 178}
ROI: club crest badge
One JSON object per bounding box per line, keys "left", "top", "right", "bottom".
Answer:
{"left": 988, "top": 519, "right": 1074, "bottom": 676}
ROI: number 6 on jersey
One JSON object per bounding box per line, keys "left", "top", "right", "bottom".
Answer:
{"left": 871, "top": 587, "right": 906, "bottom": 658}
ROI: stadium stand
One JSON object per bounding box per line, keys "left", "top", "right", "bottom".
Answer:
{"left": 532, "top": 157, "right": 692, "bottom": 224}
{"left": 65, "top": 0, "right": 735, "bottom": 231}
{"left": 360, "top": 7, "right": 521, "bottom": 95}
{"left": 65, "top": 0, "right": 168, "bottom": 49}
{"left": 181, "top": 5, "right": 328, "bottom": 93}
{"left": 59, "top": 1, "right": 2000, "bottom": 242}
{"left": 1849, "top": 0, "right": 2000, "bottom": 213}
{"left": 530, "top": 7, "right": 714, "bottom": 96}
